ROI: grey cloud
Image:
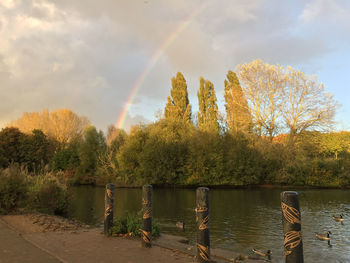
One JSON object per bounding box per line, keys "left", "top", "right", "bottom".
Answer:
{"left": 0, "top": 0, "right": 348, "bottom": 131}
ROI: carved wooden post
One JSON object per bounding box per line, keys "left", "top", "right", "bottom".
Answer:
{"left": 104, "top": 183, "right": 114, "bottom": 236}
{"left": 281, "top": 191, "right": 304, "bottom": 263}
{"left": 141, "top": 185, "right": 152, "bottom": 248}
{"left": 196, "top": 187, "right": 210, "bottom": 262}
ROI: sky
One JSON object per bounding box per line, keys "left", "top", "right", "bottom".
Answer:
{"left": 0, "top": 0, "right": 349, "bottom": 132}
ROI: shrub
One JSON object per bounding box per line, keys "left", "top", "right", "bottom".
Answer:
{"left": 0, "top": 164, "right": 70, "bottom": 215}
{"left": 27, "top": 172, "right": 70, "bottom": 215}
{"left": 110, "top": 212, "right": 161, "bottom": 238}
{"left": 0, "top": 165, "right": 29, "bottom": 213}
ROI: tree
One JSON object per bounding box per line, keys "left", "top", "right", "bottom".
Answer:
{"left": 22, "top": 129, "right": 56, "bottom": 171}
{"left": 238, "top": 60, "right": 284, "bottom": 140}
{"left": 77, "top": 126, "right": 106, "bottom": 178}
{"left": 0, "top": 127, "right": 56, "bottom": 170}
{"left": 197, "top": 77, "right": 219, "bottom": 133}
{"left": 164, "top": 72, "right": 192, "bottom": 123}
{"left": 0, "top": 127, "right": 24, "bottom": 167}
{"left": 224, "top": 70, "right": 252, "bottom": 134}
{"left": 9, "top": 109, "right": 90, "bottom": 145}
{"left": 282, "top": 67, "right": 338, "bottom": 144}
{"left": 99, "top": 125, "right": 128, "bottom": 175}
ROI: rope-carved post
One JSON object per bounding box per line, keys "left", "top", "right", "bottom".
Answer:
{"left": 196, "top": 187, "right": 210, "bottom": 263}
{"left": 104, "top": 183, "right": 115, "bottom": 236}
{"left": 141, "top": 185, "right": 152, "bottom": 248}
{"left": 281, "top": 191, "right": 304, "bottom": 263}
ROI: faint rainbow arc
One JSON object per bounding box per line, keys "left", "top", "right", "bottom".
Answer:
{"left": 116, "top": 0, "right": 211, "bottom": 129}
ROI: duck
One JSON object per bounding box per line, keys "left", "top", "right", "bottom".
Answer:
{"left": 176, "top": 221, "right": 185, "bottom": 231}
{"left": 315, "top": 231, "right": 332, "bottom": 241}
{"left": 333, "top": 214, "right": 344, "bottom": 222}
{"left": 252, "top": 248, "right": 272, "bottom": 258}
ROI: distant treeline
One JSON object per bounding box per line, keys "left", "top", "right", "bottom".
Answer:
{"left": 1, "top": 122, "right": 350, "bottom": 187}
{"left": 1, "top": 59, "right": 349, "bottom": 187}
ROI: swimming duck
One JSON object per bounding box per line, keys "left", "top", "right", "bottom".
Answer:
{"left": 333, "top": 214, "right": 344, "bottom": 222}
{"left": 252, "top": 248, "right": 272, "bottom": 258}
{"left": 176, "top": 221, "right": 185, "bottom": 231}
{"left": 315, "top": 231, "right": 332, "bottom": 241}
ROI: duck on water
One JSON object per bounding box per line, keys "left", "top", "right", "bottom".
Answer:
{"left": 315, "top": 231, "right": 332, "bottom": 241}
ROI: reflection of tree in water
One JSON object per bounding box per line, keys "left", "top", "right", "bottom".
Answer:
{"left": 153, "top": 189, "right": 196, "bottom": 240}
{"left": 114, "top": 188, "right": 141, "bottom": 217}
{"left": 68, "top": 185, "right": 104, "bottom": 225}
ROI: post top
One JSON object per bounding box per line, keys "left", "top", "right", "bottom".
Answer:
{"left": 281, "top": 191, "right": 299, "bottom": 197}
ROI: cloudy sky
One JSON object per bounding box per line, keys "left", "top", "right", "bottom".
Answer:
{"left": 1, "top": 0, "right": 349, "bottom": 132}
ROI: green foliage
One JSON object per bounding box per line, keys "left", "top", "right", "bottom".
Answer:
{"left": 224, "top": 71, "right": 252, "bottom": 134}
{"left": 0, "top": 164, "right": 69, "bottom": 214}
{"left": 27, "top": 172, "right": 70, "bottom": 214}
{"left": 117, "top": 119, "right": 195, "bottom": 185}
{"left": 76, "top": 126, "right": 107, "bottom": 183}
{"left": 197, "top": 77, "right": 219, "bottom": 133}
{"left": 164, "top": 72, "right": 192, "bottom": 123}
{"left": 110, "top": 212, "right": 161, "bottom": 237}
{"left": 21, "top": 129, "right": 57, "bottom": 171}
{"left": 50, "top": 144, "right": 80, "bottom": 172}
{"left": 117, "top": 125, "right": 149, "bottom": 184}
{"left": 96, "top": 127, "right": 128, "bottom": 182}
{"left": 0, "top": 165, "right": 29, "bottom": 213}
{"left": 0, "top": 127, "right": 25, "bottom": 167}
{"left": 0, "top": 127, "right": 57, "bottom": 171}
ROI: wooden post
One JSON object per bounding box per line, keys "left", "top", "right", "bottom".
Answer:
{"left": 141, "top": 185, "right": 152, "bottom": 248}
{"left": 281, "top": 191, "right": 304, "bottom": 263}
{"left": 196, "top": 187, "right": 210, "bottom": 262}
{"left": 104, "top": 183, "right": 115, "bottom": 236}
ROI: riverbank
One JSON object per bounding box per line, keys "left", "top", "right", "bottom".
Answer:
{"left": 90, "top": 182, "right": 350, "bottom": 190}
{"left": 0, "top": 213, "right": 265, "bottom": 263}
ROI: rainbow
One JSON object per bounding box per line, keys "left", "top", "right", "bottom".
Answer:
{"left": 116, "top": 0, "right": 212, "bottom": 129}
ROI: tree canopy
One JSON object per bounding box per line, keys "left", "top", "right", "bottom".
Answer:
{"left": 224, "top": 70, "right": 252, "bottom": 134}
{"left": 197, "top": 77, "right": 219, "bottom": 133}
{"left": 9, "top": 109, "right": 90, "bottom": 145}
{"left": 164, "top": 72, "right": 192, "bottom": 123}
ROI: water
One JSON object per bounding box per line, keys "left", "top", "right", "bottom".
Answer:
{"left": 67, "top": 186, "right": 350, "bottom": 262}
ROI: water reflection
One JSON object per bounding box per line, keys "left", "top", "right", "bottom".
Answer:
{"left": 67, "top": 187, "right": 350, "bottom": 262}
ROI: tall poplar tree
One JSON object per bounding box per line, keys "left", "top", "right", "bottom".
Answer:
{"left": 224, "top": 71, "right": 252, "bottom": 134}
{"left": 197, "top": 77, "right": 219, "bottom": 133}
{"left": 164, "top": 72, "right": 192, "bottom": 123}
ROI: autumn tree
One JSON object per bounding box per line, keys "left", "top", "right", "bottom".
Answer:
{"left": 9, "top": 109, "right": 90, "bottom": 145}
{"left": 224, "top": 70, "right": 252, "bottom": 134}
{"left": 238, "top": 60, "right": 285, "bottom": 140}
{"left": 197, "top": 77, "right": 219, "bottom": 133}
{"left": 282, "top": 67, "right": 338, "bottom": 144}
{"left": 164, "top": 72, "right": 192, "bottom": 123}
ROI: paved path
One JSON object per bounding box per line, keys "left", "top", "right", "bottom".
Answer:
{"left": 0, "top": 219, "right": 59, "bottom": 263}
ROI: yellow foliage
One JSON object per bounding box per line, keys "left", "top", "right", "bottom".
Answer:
{"left": 8, "top": 109, "right": 90, "bottom": 144}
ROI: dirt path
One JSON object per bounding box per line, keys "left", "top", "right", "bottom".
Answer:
{"left": 0, "top": 214, "right": 264, "bottom": 263}
{"left": 0, "top": 214, "right": 194, "bottom": 263}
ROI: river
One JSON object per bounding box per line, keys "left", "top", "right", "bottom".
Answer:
{"left": 67, "top": 186, "right": 350, "bottom": 262}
